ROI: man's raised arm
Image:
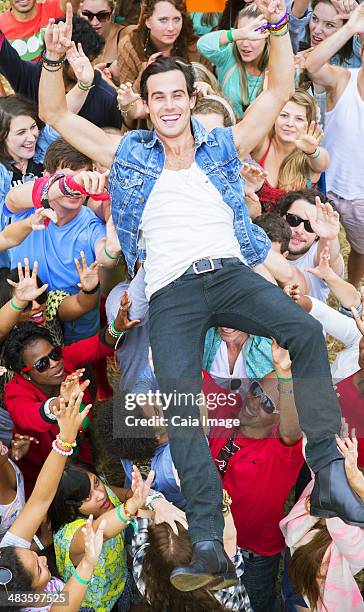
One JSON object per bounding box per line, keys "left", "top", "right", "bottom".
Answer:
{"left": 39, "top": 4, "right": 120, "bottom": 170}
{"left": 232, "top": 0, "right": 295, "bottom": 160}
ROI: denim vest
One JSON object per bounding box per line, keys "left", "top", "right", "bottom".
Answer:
{"left": 109, "top": 118, "right": 271, "bottom": 278}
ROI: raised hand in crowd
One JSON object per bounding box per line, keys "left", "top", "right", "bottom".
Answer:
{"left": 44, "top": 2, "right": 73, "bottom": 61}
{"left": 241, "top": 162, "right": 267, "bottom": 203}
{"left": 110, "top": 290, "right": 141, "bottom": 334}
{"left": 72, "top": 169, "right": 109, "bottom": 197}
{"left": 152, "top": 497, "right": 188, "bottom": 535}
{"left": 66, "top": 41, "right": 94, "bottom": 89}
{"left": 330, "top": 0, "right": 358, "bottom": 20}
{"left": 294, "top": 121, "right": 324, "bottom": 156}
{"left": 81, "top": 514, "right": 106, "bottom": 570}
{"left": 10, "top": 433, "right": 39, "bottom": 461}
{"left": 305, "top": 196, "right": 340, "bottom": 241}
{"left": 60, "top": 370, "right": 90, "bottom": 404}
{"left": 74, "top": 251, "right": 100, "bottom": 293}
{"left": 29, "top": 207, "right": 58, "bottom": 230}
{"left": 117, "top": 81, "right": 141, "bottom": 111}
{"left": 336, "top": 431, "right": 364, "bottom": 502}
{"left": 7, "top": 258, "right": 48, "bottom": 306}
{"left": 271, "top": 337, "right": 292, "bottom": 377}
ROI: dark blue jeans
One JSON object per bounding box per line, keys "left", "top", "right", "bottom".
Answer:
{"left": 241, "top": 550, "right": 281, "bottom": 612}
{"left": 148, "top": 261, "right": 342, "bottom": 544}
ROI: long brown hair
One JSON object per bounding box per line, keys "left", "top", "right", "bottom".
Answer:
{"left": 232, "top": 3, "right": 269, "bottom": 110}
{"left": 272, "top": 89, "right": 318, "bottom": 191}
{"left": 142, "top": 522, "right": 228, "bottom": 611}
{"left": 0, "top": 95, "right": 44, "bottom": 169}
{"left": 289, "top": 522, "right": 332, "bottom": 611}
{"left": 135, "top": 0, "right": 196, "bottom": 61}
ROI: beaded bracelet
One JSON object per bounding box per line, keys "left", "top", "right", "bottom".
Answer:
{"left": 52, "top": 439, "right": 74, "bottom": 456}
{"left": 117, "top": 504, "right": 138, "bottom": 533}
{"left": 42, "top": 51, "right": 66, "bottom": 66}
{"left": 56, "top": 433, "right": 77, "bottom": 449}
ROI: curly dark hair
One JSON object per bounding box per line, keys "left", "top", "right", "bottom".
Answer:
{"left": 94, "top": 392, "right": 158, "bottom": 462}
{"left": 142, "top": 523, "right": 227, "bottom": 611}
{"left": 44, "top": 138, "right": 92, "bottom": 173}
{"left": 254, "top": 214, "right": 292, "bottom": 254}
{"left": 0, "top": 95, "right": 44, "bottom": 169}
{"left": 0, "top": 547, "right": 33, "bottom": 605}
{"left": 54, "top": 15, "right": 105, "bottom": 60}
{"left": 2, "top": 322, "right": 53, "bottom": 373}
{"left": 275, "top": 188, "right": 327, "bottom": 217}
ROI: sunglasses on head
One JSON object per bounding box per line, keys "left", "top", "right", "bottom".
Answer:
{"left": 249, "top": 381, "right": 278, "bottom": 414}
{"left": 81, "top": 9, "right": 112, "bottom": 22}
{"left": 21, "top": 347, "right": 62, "bottom": 374}
{"left": 286, "top": 212, "right": 314, "bottom": 234}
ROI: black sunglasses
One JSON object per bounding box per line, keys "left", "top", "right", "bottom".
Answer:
{"left": 22, "top": 290, "right": 47, "bottom": 311}
{"left": 81, "top": 9, "right": 112, "bottom": 22}
{"left": 22, "top": 347, "right": 62, "bottom": 374}
{"left": 249, "top": 381, "right": 278, "bottom": 414}
{"left": 286, "top": 212, "right": 314, "bottom": 234}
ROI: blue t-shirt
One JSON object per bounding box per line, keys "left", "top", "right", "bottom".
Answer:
{"left": 9, "top": 206, "right": 106, "bottom": 342}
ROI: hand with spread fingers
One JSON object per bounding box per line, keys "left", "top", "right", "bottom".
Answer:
{"left": 53, "top": 388, "right": 92, "bottom": 442}
{"left": 66, "top": 41, "right": 95, "bottom": 88}
{"left": 336, "top": 431, "right": 364, "bottom": 501}
{"left": 305, "top": 196, "right": 340, "bottom": 240}
{"left": 60, "top": 370, "right": 90, "bottom": 404}
{"left": 75, "top": 251, "right": 100, "bottom": 293}
{"left": 294, "top": 121, "right": 323, "bottom": 156}
{"left": 10, "top": 434, "right": 39, "bottom": 461}
{"left": 29, "top": 207, "right": 58, "bottom": 230}
{"left": 117, "top": 81, "right": 141, "bottom": 111}
{"left": 7, "top": 258, "right": 48, "bottom": 306}
{"left": 306, "top": 242, "right": 331, "bottom": 279}
{"left": 114, "top": 291, "right": 141, "bottom": 332}
{"left": 241, "top": 162, "right": 267, "bottom": 202}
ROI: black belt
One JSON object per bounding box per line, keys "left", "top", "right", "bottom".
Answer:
{"left": 183, "top": 257, "right": 241, "bottom": 276}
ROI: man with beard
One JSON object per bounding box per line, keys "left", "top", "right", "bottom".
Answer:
{"left": 277, "top": 188, "right": 343, "bottom": 303}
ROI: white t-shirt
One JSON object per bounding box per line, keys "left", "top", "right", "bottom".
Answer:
{"left": 140, "top": 163, "right": 245, "bottom": 300}
{"left": 0, "top": 459, "right": 25, "bottom": 542}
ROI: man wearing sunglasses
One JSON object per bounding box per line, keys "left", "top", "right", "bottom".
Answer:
{"left": 277, "top": 188, "right": 343, "bottom": 304}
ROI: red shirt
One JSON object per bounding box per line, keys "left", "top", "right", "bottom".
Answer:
{"left": 204, "top": 371, "right": 303, "bottom": 556}
{"left": 4, "top": 334, "right": 113, "bottom": 496}
{"left": 0, "top": 0, "right": 63, "bottom": 61}
{"left": 335, "top": 373, "right": 364, "bottom": 468}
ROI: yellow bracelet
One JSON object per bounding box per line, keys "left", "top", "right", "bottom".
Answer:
{"left": 56, "top": 434, "right": 77, "bottom": 449}
{"left": 123, "top": 501, "right": 136, "bottom": 520}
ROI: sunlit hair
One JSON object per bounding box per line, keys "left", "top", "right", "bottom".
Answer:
{"left": 289, "top": 521, "right": 331, "bottom": 611}
{"left": 193, "top": 95, "right": 236, "bottom": 127}
{"left": 272, "top": 89, "right": 318, "bottom": 191}
{"left": 142, "top": 522, "right": 227, "bottom": 611}
{"left": 136, "top": 0, "right": 196, "bottom": 60}
{"left": 191, "top": 62, "right": 219, "bottom": 92}
{"left": 232, "top": 3, "right": 269, "bottom": 110}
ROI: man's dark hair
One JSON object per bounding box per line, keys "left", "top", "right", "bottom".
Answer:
{"left": 2, "top": 323, "right": 53, "bottom": 373}
{"left": 55, "top": 16, "right": 105, "bottom": 60}
{"left": 94, "top": 394, "right": 158, "bottom": 461}
{"left": 140, "top": 56, "right": 196, "bottom": 101}
{"left": 44, "top": 138, "right": 92, "bottom": 173}
{"left": 275, "top": 188, "right": 327, "bottom": 217}
{"left": 254, "top": 215, "right": 292, "bottom": 254}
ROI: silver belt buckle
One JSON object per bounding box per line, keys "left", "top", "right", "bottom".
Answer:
{"left": 192, "top": 258, "right": 215, "bottom": 275}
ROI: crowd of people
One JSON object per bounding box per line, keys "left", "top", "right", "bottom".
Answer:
{"left": 0, "top": 0, "right": 364, "bottom": 610}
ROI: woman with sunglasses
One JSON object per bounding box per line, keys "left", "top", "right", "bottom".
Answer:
{"left": 250, "top": 89, "right": 329, "bottom": 213}
{"left": 1, "top": 291, "right": 138, "bottom": 497}
{"left": 0, "top": 390, "right": 110, "bottom": 612}
{"left": 79, "top": 0, "right": 126, "bottom": 72}
{"left": 205, "top": 339, "right": 303, "bottom": 612}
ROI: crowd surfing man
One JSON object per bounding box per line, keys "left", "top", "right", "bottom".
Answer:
{"left": 38, "top": 1, "right": 364, "bottom": 593}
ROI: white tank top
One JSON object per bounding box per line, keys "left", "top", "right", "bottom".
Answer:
{"left": 324, "top": 69, "right": 364, "bottom": 199}
{"left": 290, "top": 242, "right": 330, "bottom": 303}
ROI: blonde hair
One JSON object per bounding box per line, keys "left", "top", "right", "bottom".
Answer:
{"left": 232, "top": 3, "right": 269, "bottom": 110}
{"left": 193, "top": 95, "right": 236, "bottom": 127}
{"left": 274, "top": 89, "right": 318, "bottom": 191}
{"left": 191, "top": 62, "right": 219, "bottom": 93}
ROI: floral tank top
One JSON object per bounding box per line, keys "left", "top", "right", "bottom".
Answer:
{"left": 53, "top": 486, "right": 127, "bottom": 612}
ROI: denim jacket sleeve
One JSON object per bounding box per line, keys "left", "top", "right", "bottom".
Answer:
{"left": 289, "top": 8, "right": 311, "bottom": 54}
{"left": 34, "top": 125, "right": 60, "bottom": 164}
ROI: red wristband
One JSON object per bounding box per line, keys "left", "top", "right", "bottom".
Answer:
{"left": 63, "top": 176, "right": 110, "bottom": 201}
{"left": 32, "top": 177, "right": 49, "bottom": 209}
